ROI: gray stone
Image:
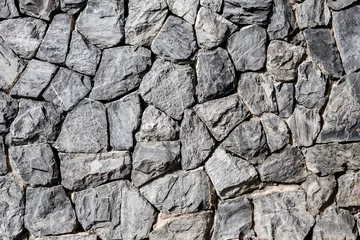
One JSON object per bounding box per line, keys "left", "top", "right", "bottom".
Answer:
{"left": 0, "top": 91, "right": 17, "bottom": 133}
{"left": 66, "top": 30, "right": 101, "bottom": 76}
{"left": 89, "top": 46, "right": 152, "bottom": 101}
{"left": 326, "top": 0, "right": 357, "bottom": 10}
{"left": 221, "top": 120, "right": 268, "bottom": 165}
{"left": 195, "top": 7, "right": 237, "bottom": 50}
{"left": 151, "top": 16, "right": 197, "bottom": 60}
{"left": 60, "top": 151, "right": 131, "bottom": 191}
{"left": 11, "top": 60, "right": 58, "bottom": 98}
{"left": 267, "top": 0, "right": 296, "bottom": 40}
{"left": 10, "top": 144, "right": 58, "bottom": 187}
{"left": 260, "top": 113, "right": 289, "bottom": 152}
{"left": 36, "top": 14, "right": 72, "bottom": 64}
{"left": 0, "top": 136, "right": 6, "bottom": 175}
{"left": 135, "top": 105, "right": 179, "bottom": 141}
{"left": 205, "top": 147, "right": 258, "bottom": 199}
{"left": 0, "top": 0, "right": 19, "bottom": 19}
{"left": 42, "top": 68, "right": 92, "bottom": 112}
{"left": 166, "top": 0, "right": 198, "bottom": 24}
{"left": 200, "top": 0, "right": 222, "bottom": 12}
{"left": 288, "top": 106, "right": 321, "bottom": 147}
{"left": 222, "top": 0, "right": 272, "bottom": 25}
{"left": 336, "top": 171, "right": 360, "bottom": 207}
{"left": 35, "top": 233, "right": 97, "bottom": 240}
{"left": 73, "top": 180, "right": 156, "bottom": 240}
{"left": 60, "top": 0, "right": 86, "bottom": 14}
{"left": 140, "top": 169, "right": 212, "bottom": 214}
{"left": 19, "top": 0, "right": 58, "bottom": 21}
{"left": 55, "top": 99, "right": 107, "bottom": 153}
{"left": 180, "top": 109, "right": 215, "bottom": 170}
{"left": 140, "top": 59, "right": 195, "bottom": 120}
{"left": 295, "top": 0, "right": 330, "bottom": 29}
{"left": 238, "top": 72, "right": 277, "bottom": 116}
{"left": 196, "top": 48, "right": 236, "bottom": 103}
{"left": 275, "top": 82, "right": 294, "bottom": 118}
{"left": 76, "top": 0, "right": 124, "bottom": 49}
{"left": 106, "top": 93, "right": 141, "bottom": 151}
{"left": 132, "top": 141, "right": 180, "bottom": 187}
{"left": 0, "top": 18, "right": 47, "bottom": 59}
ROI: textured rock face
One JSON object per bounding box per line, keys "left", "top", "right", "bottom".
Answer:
{"left": 295, "top": 0, "right": 330, "bottom": 29}
{"left": 0, "top": 0, "right": 18, "bottom": 19}
{"left": 326, "top": 0, "right": 357, "bottom": 10}
{"left": 267, "top": 0, "right": 296, "bottom": 40}
{"left": 275, "top": 82, "right": 294, "bottom": 117}
{"left": 35, "top": 234, "right": 97, "bottom": 240}
{"left": 60, "top": 0, "right": 87, "bottom": 14}
{"left": 0, "top": 136, "right": 6, "bottom": 175}
{"left": 260, "top": 113, "right": 289, "bottom": 152}
{"left": 166, "top": 0, "right": 198, "bottom": 24}
{"left": 336, "top": 171, "right": 360, "bottom": 207}
{"left": 0, "top": 91, "right": 17, "bottom": 133}
{"left": 19, "top": 0, "right": 58, "bottom": 21}
{"left": 200, "top": 0, "right": 222, "bottom": 12}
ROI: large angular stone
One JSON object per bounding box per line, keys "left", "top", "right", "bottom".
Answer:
{"left": 60, "top": 0, "right": 86, "bottom": 14}
{"left": 260, "top": 113, "right": 289, "bottom": 152}
{"left": 275, "top": 82, "right": 294, "bottom": 118}
{"left": 19, "top": 0, "right": 58, "bottom": 21}
{"left": 151, "top": 16, "right": 197, "bottom": 60}
{"left": 35, "top": 233, "right": 97, "bottom": 240}
{"left": 55, "top": 99, "right": 107, "bottom": 153}
{"left": 200, "top": 0, "right": 222, "bottom": 12}
{"left": 140, "top": 169, "right": 212, "bottom": 214}
{"left": 337, "top": 171, "right": 360, "bottom": 207}
{"left": 0, "top": 91, "right": 17, "bottom": 133}
{"left": 166, "top": 0, "right": 198, "bottom": 24}
{"left": 89, "top": 46, "right": 152, "bottom": 101}
{"left": 295, "top": 0, "right": 330, "bottom": 29}
{"left": 140, "top": 59, "right": 195, "bottom": 120}
{"left": 106, "top": 93, "right": 141, "bottom": 151}
{"left": 0, "top": 136, "right": 6, "bottom": 175}
{"left": 76, "top": 0, "right": 125, "bottom": 49}
{"left": 0, "top": 0, "right": 19, "bottom": 19}
{"left": 60, "top": 151, "right": 131, "bottom": 191}
{"left": 73, "top": 180, "right": 156, "bottom": 240}
{"left": 132, "top": 141, "right": 180, "bottom": 187}
{"left": 326, "top": 0, "right": 358, "bottom": 10}
{"left": 267, "top": 0, "right": 296, "bottom": 40}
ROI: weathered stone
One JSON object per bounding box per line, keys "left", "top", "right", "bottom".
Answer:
{"left": 200, "top": 0, "right": 222, "bottom": 12}
{"left": 238, "top": 72, "right": 277, "bottom": 116}
{"left": 140, "top": 169, "right": 212, "bottom": 214}
{"left": 11, "top": 60, "right": 58, "bottom": 98}
{"left": 36, "top": 14, "right": 72, "bottom": 64}
{"left": 267, "top": 0, "right": 296, "bottom": 40}
{"left": 35, "top": 233, "right": 97, "bottom": 240}
{"left": 0, "top": 91, "right": 17, "bottom": 133}
{"left": 132, "top": 141, "right": 180, "bottom": 187}
{"left": 60, "top": 151, "right": 131, "bottom": 191}
{"left": 89, "top": 46, "right": 152, "bottom": 101}
{"left": 0, "top": 0, "right": 18, "bottom": 19}
{"left": 326, "top": 0, "right": 357, "bottom": 10}
{"left": 25, "top": 186, "right": 76, "bottom": 237}
{"left": 260, "top": 113, "right": 289, "bottom": 152}
{"left": 10, "top": 144, "right": 58, "bottom": 187}
{"left": 337, "top": 171, "right": 360, "bottom": 207}
{"left": 55, "top": 99, "right": 107, "bottom": 153}
{"left": 227, "top": 25, "right": 267, "bottom": 71}
{"left": 76, "top": 0, "right": 125, "bottom": 49}
{"left": 106, "top": 93, "right": 141, "bottom": 151}
{"left": 19, "top": 0, "right": 58, "bottom": 21}
{"left": 0, "top": 18, "right": 47, "bottom": 59}
{"left": 166, "top": 0, "right": 198, "bottom": 24}
{"left": 151, "top": 16, "right": 197, "bottom": 60}
{"left": 60, "top": 0, "right": 86, "bottom": 14}
{"left": 140, "top": 59, "right": 195, "bottom": 120}
{"left": 0, "top": 136, "right": 6, "bottom": 175}
{"left": 205, "top": 147, "right": 258, "bottom": 199}
{"left": 295, "top": 0, "right": 330, "bottom": 29}
{"left": 73, "top": 180, "right": 156, "bottom": 240}
{"left": 66, "top": 30, "right": 101, "bottom": 76}
{"left": 275, "top": 82, "right": 294, "bottom": 118}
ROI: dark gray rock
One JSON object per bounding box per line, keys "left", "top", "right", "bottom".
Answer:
{"left": 260, "top": 113, "right": 289, "bottom": 152}
{"left": 60, "top": 151, "right": 131, "bottom": 191}
{"left": 19, "top": 0, "right": 58, "bottom": 21}
{"left": 0, "top": 91, "right": 17, "bottom": 133}
{"left": 73, "top": 180, "right": 156, "bottom": 240}
{"left": 0, "top": 136, "right": 6, "bottom": 175}
{"left": 89, "top": 46, "right": 152, "bottom": 101}
{"left": 295, "top": 0, "right": 330, "bottom": 29}
{"left": 275, "top": 82, "right": 294, "bottom": 118}
{"left": 326, "top": 0, "right": 358, "bottom": 10}
{"left": 35, "top": 234, "right": 97, "bottom": 240}
{"left": 337, "top": 171, "right": 360, "bottom": 207}
{"left": 106, "top": 92, "right": 141, "bottom": 151}
{"left": 0, "top": 0, "right": 18, "bottom": 19}
{"left": 60, "top": 0, "right": 86, "bottom": 14}
{"left": 132, "top": 141, "right": 180, "bottom": 187}
{"left": 25, "top": 186, "right": 76, "bottom": 237}
{"left": 267, "top": 0, "right": 296, "bottom": 40}
{"left": 140, "top": 59, "right": 195, "bottom": 120}
{"left": 151, "top": 16, "right": 197, "bottom": 60}
{"left": 200, "top": 0, "right": 222, "bottom": 12}
{"left": 166, "top": 0, "right": 198, "bottom": 24}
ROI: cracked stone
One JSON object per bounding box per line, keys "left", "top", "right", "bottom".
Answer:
{"left": 267, "top": 0, "right": 296, "bottom": 40}
{"left": 60, "top": 0, "right": 86, "bottom": 14}
{"left": 295, "top": 0, "right": 330, "bottom": 29}
{"left": 166, "top": 0, "right": 198, "bottom": 24}
{"left": 260, "top": 113, "right": 289, "bottom": 152}
{"left": 19, "top": 0, "right": 58, "bottom": 21}
{"left": 0, "top": 91, "right": 17, "bottom": 133}
{"left": 0, "top": 0, "right": 19, "bottom": 19}
{"left": 337, "top": 171, "right": 360, "bottom": 207}
{"left": 326, "top": 0, "right": 358, "bottom": 10}
{"left": 275, "top": 83, "right": 294, "bottom": 118}
{"left": 0, "top": 136, "right": 6, "bottom": 175}
{"left": 200, "top": 0, "right": 222, "bottom": 12}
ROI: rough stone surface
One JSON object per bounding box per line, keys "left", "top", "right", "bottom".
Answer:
{"left": 166, "top": 0, "right": 198, "bottom": 24}
{"left": 0, "top": 136, "right": 6, "bottom": 175}
{"left": 260, "top": 113, "right": 289, "bottom": 152}
{"left": 0, "top": 0, "right": 18, "bottom": 19}
{"left": 336, "top": 171, "right": 360, "bottom": 207}
{"left": 275, "top": 82, "right": 294, "bottom": 118}
{"left": 267, "top": 0, "right": 296, "bottom": 40}
{"left": 326, "top": 0, "right": 358, "bottom": 10}
{"left": 19, "top": 0, "right": 58, "bottom": 21}
{"left": 0, "top": 91, "right": 17, "bottom": 133}
{"left": 35, "top": 234, "right": 97, "bottom": 240}
{"left": 200, "top": 0, "right": 222, "bottom": 12}
{"left": 60, "top": 0, "right": 87, "bottom": 14}
{"left": 295, "top": 0, "right": 330, "bottom": 29}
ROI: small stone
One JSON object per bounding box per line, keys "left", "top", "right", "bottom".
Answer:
{"left": 337, "top": 171, "right": 360, "bottom": 207}
{"left": 140, "top": 169, "right": 212, "bottom": 214}
{"left": 196, "top": 48, "right": 236, "bottom": 103}
{"left": 60, "top": 151, "right": 131, "bottom": 191}
{"left": 55, "top": 99, "right": 107, "bottom": 153}
{"left": 140, "top": 59, "right": 195, "bottom": 120}
{"left": 0, "top": 91, "right": 17, "bottom": 133}
{"left": 11, "top": 60, "right": 58, "bottom": 99}
{"left": 66, "top": 30, "right": 101, "bottom": 76}
{"left": 132, "top": 141, "right": 180, "bottom": 187}
{"left": 19, "top": 0, "right": 58, "bottom": 21}
{"left": 166, "top": 0, "right": 198, "bottom": 24}
{"left": 89, "top": 46, "right": 152, "bottom": 101}
{"left": 205, "top": 147, "right": 258, "bottom": 199}
{"left": 60, "top": 0, "right": 86, "bottom": 14}
{"left": 151, "top": 16, "right": 197, "bottom": 60}
{"left": 200, "top": 0, "right": 222, "bottom": 12}
{"left": 0, "top": 136, "right": 6, "bottom": 175}
{"left": 106, "top": 92, "right": 141, "bottom": 151}
{"left": 0, "top": 0, "right": 19, "bottom": 19}
{"left": 36, "top": 14, "right": 72, "bottom": 64}
{"left": 76, "top": 0, "right": 125, "bottom": 49}
{"left": 267, "top": 0, "right": 296, "bottom": 40}
{"left": 275, "top": 82, "right": 294, "bottom": 118}
{"left": 73, "top": 180, "right": 156, "bottom": 240}
{"left": 295, "top": 0, "right": 330, "bottom": 29}
{"left": 35, "top": 233, "right": 97, "bottom": 240}
{"left": 238, "top": 72, "right": 277, "bottom": 116}
{"left": 260, "top": 113, "right": 289, "bottom": 152}
{"left": 326, "top": 0, "right": 358, "bottom": 10}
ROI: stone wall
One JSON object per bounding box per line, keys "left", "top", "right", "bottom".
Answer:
{"left": 1, "top": 0, "right": 360, "bottom": 239}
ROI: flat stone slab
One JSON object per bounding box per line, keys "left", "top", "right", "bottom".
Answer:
{"left": 267, "top": 0, "right": 296, "bottom": 40}
{"left": 275, "top": 82, "right": 294, "bottom": 118}
{"left": 260, "top": 113, "right": 289, "bottom": 152}
{"left": 295, "top": 0, "right": 330, "bottom": 29}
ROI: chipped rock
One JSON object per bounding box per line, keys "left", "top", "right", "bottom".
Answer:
{"left": 0, "top": 91, "right": 17, "bottom": 133}
{"left": 267, "top": 0, "right": 296, "bottom": 40}
{"left": 166, "top": 0, "right": 198, "bottom": 24}
{"left": 60, "top": 0, "right": 86, "bottom": 14}
{"left": 19, "top": 0, "right": 58, "bottom": 21}
{"left": 295, "top": 0, "right": 330, "bottom": 29}
{"left": 200, "top": 0, "right": 222, "bottom": 12}
{"left": 336, "top": 171, "right": 360, "bottom": 207}
{"left": 260, "top": 113, "right": 289, "bottom": 152}
{"left": 275, "top": 82, "right": 294, "bottom": 118}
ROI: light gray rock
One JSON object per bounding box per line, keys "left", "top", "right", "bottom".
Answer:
{"left": 0, "top": 0, "right": 19, "bottom": 19}
{"left": 66, "top": 30, "right": 101, "bottom": 76}
{"left": 19, "top": 0, "right": 58, "bottom": 21}
{"left": 267, "top": 0, "right": 296, "bottom": 40}
{"left": 151, "top": 16, "right": 197, "bottom": 60}
{"left": 336, "top": 171, "right": 360, "bottom": 207}
{"left": 180, "top": 109, "right": 215, "bottom": 170}
{"left": 34, "top": 233, "right": 97, "bottom": 240}
{"left": 195, "top": 7, "right": 237, "bottom": 50}
{"left": 76, "top": 0, "right": 125, "bottom": 49}
{"left": 0, "top": 136, "right": 6, "bottom": 175}
{"left": 275, "top": 82, "right": 294, "bottom": 118}
{"left": 89, "top": 46, "right": 152, "bottom": 101}
{"left": 140, "top": 169, "right": 212, "bottom": 214}
{"left": 140, "top": 59, "right": 195, "bottom": 120}
{"left": 132, "top": 141, "right": 180, "bottom": 187}
{"left": 0, "top": 18, "right": 47, "bottom": 59}
{"left": 295, "top": 0, "right": 330, "bottom": 29}
{"left": 166, "top": 0, "right": 198, "bottom": 24}
{"left": 205, "top": 147, "right": 258, "bottom": 199}
{"left": 60, "top": 0, "right": 86, "bottom": 14}
{"left": 73, "top": 180, "right": 156, "bottom": 240}
{"left": 238, "top": 72, "right": 277, "bottom": 116}
{"left": 196, "top": 48, "right": 236, "bottom": 103}
{"left": 10, "top": 144, "right": 58, "bottom": 187}
{"left": 200, "top": 0, "right": 222, "bottom": 12}
{"left": 42, "top": 68, "right": 92, "bottom": 112}
{"left": 60, "top": 151, "right": 131, "bottom": 191}
{"left": 106, "top": 93, "right": 141, "bottom": 151}
{"left": 55, "top": 99, "right": 107, "bottom": 153}
{"left": 260, "top": 113, "right": 289, "bottom": 152}
{"left": 0, "top": 91, "right": 17, "bottom": 133}
{"left": 36, "top": 14, "right": 72, "bottom": 64}
{"left": 11, "top": 60, "right": 58, "bottom": 98}
{"left": 326, "top": 0, "right": 358, "bottom": 10}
